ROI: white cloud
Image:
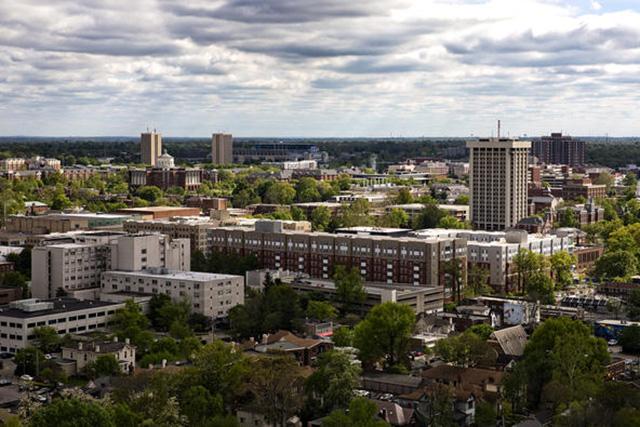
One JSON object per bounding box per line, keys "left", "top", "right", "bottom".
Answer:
{"left": 0, "top": 0, "right": 639, "bottom": 136}
{"left": 591, "top": 1, "right": 603, "bottom": 11}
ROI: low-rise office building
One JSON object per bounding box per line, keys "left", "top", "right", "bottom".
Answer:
{"left": 6, "top": 213, "right": 133, "bottom": 234}
{"left": 288, "top": 278, "right": 443, "bottom": 315}
{"left": 116, "top": 206, "right": 202, "bottom": 220}
{"left": 101, "top": 269, "right": 244, "bottom": 318}
{"left": 0, "top": 298, "right": 124, "bottom": 353}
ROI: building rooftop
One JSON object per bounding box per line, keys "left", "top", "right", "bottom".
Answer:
{"left": 104, "top": 269, "right": 241, "bottom": 282}
{"left": 0, "top": 298, "right": 120, "bottom": 319}
{"left": 117, "top": 206, "right": 200, "bottom": 213}
{"left": 290, "top": 278, "right": 439, "bottom": 296}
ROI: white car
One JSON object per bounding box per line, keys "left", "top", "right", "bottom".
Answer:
{"left": 20, "top": 374, "right": 34, "bottom": 382}
{"left": 608, "top": 339, "right": 618, "bottom": 346}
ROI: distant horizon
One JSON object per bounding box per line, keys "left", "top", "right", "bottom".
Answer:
{"left": 0, "top": 134, "right": 637, "bottom": 140}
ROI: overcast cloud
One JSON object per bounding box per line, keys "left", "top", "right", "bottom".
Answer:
{"left": 0, "top": 0, "right": 639, "bottom": 137}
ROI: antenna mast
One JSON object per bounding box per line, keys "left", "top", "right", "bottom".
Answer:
{"left": 497, "top": 120, "right": 501, "bottom": 140}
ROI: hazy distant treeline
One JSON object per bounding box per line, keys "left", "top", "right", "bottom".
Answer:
{"left": 0, "top": 137, "right": 638, "bottom": 168}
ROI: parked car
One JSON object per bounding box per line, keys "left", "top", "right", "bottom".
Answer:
{"left": 0, "top": 353, "right": 13, "bottom": 359}
{"left": 608, "top": 339, "right": 618, "bottom": 346}
{"left": 0, "top": 379, "right": 11, "bottom": 386}
{"left": 20, "top": 374, "right": 34, "bottom": 382}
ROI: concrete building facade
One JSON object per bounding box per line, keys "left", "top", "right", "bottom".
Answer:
{"left": 0, "top": 298, "right": 124, "bottom": 353}
{"left": 31, "top": 233, "right": 190, "bottom": 299}
{"left": 212, "top": 133, "right": 234, "bottom": 165}
{"left": 101, "top": 269, "right": 244, "bottom": 318}
{"left": 467, "top": 138, "right": 531, "bottom": 231}
{"left": 533, "top": 133, "right": 585, "bottom": 167}
{"left": 141, "top": 131, "right": 162, "bottom": 166}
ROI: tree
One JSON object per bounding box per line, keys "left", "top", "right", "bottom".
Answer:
{"left": 394, "top": 188, "right": 413, "bottom": 204}
{"left": 558, "top": 209, "right": 579, "bottom": 228}
{"left": 442, "top": 259, "right": 465, "bottom": 303}
{"left": 306, "top": 350, "right": 362, "bottom": 414}
{"left": 85, "top": 354, "right": 121, "bottom": 379}
{"left": 310, "top": 206, "right": 332, "bottom": 231}
{"left": 6, "top": 248, "right": 31, "bottom": 276}
{"left": 136, "top": 186, "right": 163, "bottom": 203}
{"left": 595, "top": 250, "right": 638, "bottom": 282}
{"left": 332, "top": 326, "right": 354, "bottom": 347}
{"left": 192, "top": 340, "right": 249, "bottom": 408}
{"left": 111, "top": 300, "right": 153, "bottom": 354}
{"left": 619, "top": 325, "right": 640, "bottom": 354}
{"left": 180, "top": 385, "right": 224, "bottom": 426}
{"left": 33, "top": 326, "right": 61, "bottom": 353}
{"left": 550, "top": 251, "right": 576, "bottom": 289}
{"left": 29, "top": 397, "right": 115, "bottom": 427}
{"left": 467, "top": 265, "right": 492, "bottom": 296}
{"left": 475, "top": 401, "right": 497, "bottom": 427}
{"left": 14, "top": 347, "right": 45, "bottom": 377}
{"left": 264, "top": 182, "right": 296, "bottom": 205}
{"left": 433, "top": 330, "right": 497, "bottom": 368}
{"left": 322, "top": 397, "right": 389, "bottom": 427}
{"left": 526, "top": 272, "right": 556, "bottom": 304}
{"left": 248, "top": 356, "right": 305, "bottom": 427}
{"left": 628, "top": 289, "right": 640, "bottom": 320}
{"left": 468, "top": 324, "right": 494, "bottom": 341}
{"left": 338, "top": 199, "right": 373, "bottom": 228}
{"left": 411, "top": 204, "right": 445, "bottom": 229}
{"left": 417, "top": 383, "right": 455, "bottom": 427}
{"left": 512, "top": 249, "right": 549, "bottom": 294}
{"left": 295, "top": 177, "right": 321, "bottom": 202}
{"left": 306, "top": 300, "right": 337, "bottom": 321}
{"left": 377, "top": 208, "right": 408, "bottom": 228}
{"left": 521, "top": 317, "right": 609, "bottom": 407}
{"left": 353, "top": 302, "right": 415, "bottom": 371}
{"left": 334, "top": 266, "right": 366, "bottom": 313}
{"left": 437, "top": 215, "right": 469, "bottom": 229}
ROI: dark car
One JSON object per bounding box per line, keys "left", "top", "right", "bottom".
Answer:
{"left": 0, "top": 353, "right": 13, "bottom": 359}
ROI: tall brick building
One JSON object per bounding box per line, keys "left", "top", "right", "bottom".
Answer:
{"left": 532, "top": 133, "right": 585, "bottom": 166}
{"left": 206, "top": 222, "right": 466, "bottom": 288}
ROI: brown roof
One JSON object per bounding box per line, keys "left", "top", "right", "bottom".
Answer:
{"left": 263, "top": 330, "right": 326, "bottom": 348}
{"left": 422, "top": 365, "right": 504, "bottom": 388}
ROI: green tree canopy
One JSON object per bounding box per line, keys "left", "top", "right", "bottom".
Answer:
{"left": 323, "top": 397, "right": 389, "bottom": 427}
{"left": 353, "top": 302, "right": 415, "bottom": 371}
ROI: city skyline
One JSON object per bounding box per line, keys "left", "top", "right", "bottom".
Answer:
{"left": 1, "top": 1, "right": 640, "bottom": 137}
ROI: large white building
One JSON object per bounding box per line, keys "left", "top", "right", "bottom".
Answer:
{"left": 0, "top": 298, "right": 124, "bottom": 353}
{"left": 467, "top": 138, "right": 531, "bottom": 231}
{"left": 32, "top": 233, "right": 190, "bottom": 300}
{"left": 101, "top": 269, "right": 244, "bottom": 318}
{"left": 412, "top": 229, "right": 574, "bottom": 293}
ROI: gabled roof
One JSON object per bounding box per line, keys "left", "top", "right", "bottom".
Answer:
{"left": 489, "top": 325, "right": 528, "bottom": 357}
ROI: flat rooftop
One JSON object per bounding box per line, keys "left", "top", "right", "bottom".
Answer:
{"left": 104, "top": 269, "right": 242, "bottom": 281}
{"left": 117, "top": 206, "right": 200, "bottom": 213}
{"left": 0, "top": 298, "right": 121, "bottom": 319}
{"left": 290, "top": 278, "right": 439, "bottom": 296}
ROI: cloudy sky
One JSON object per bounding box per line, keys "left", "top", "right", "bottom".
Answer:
{"left": 1, "top": 0, "right": 639, "bottom": 137}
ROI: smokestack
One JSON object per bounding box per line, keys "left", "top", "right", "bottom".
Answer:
{"left": 497, "top": 120, "right": 501, "bottom": 140}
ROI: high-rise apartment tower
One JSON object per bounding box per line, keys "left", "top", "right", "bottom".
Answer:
{"left": 467, "top": 137, "right": 531, "bottom": 231}
{"left": 141, "top": 131, "right": 162, "bottom": 166}
{"left": 211, "top": 133, "right": 233, "bottom": 165}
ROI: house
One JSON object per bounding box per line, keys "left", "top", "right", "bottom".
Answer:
{"left": 236, "top": 407, "right": 301, "bottom": 427}
{"left": 421, "top": 365, "right": 504, "bottom": 401}
{"left": 372, "top": 399, "right": 415, "bottom": 426}
{"left": 246, "top": 330, "right": 333, "bottom": 366}
{"left": 60, "top": 336, "right": 136, "bottom": 376}
{"left": 487, "top": 325, "right": 528, "bottom": 363}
